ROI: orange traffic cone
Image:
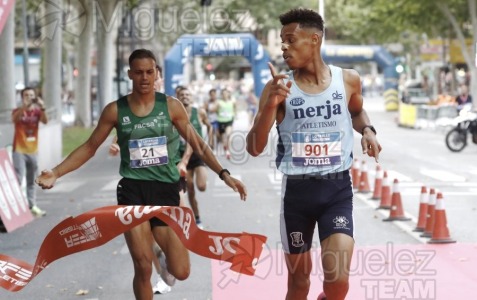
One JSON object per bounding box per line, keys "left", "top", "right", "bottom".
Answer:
{"left": 371, "top": 165, "right": 383, "bottom": 200}
{"left": 352, "top": 158, "right": 360, "bottom": 189}
{"left": 377, "top": 171, "right": 391, "bottom": 209}
{"left": 413, "top": 186, "right": 429, "bottom": 232}
{"left": 358, "top": 161, "right": 371, "bottom": 193}
{"left": 383, "top": 179, "right": 411, "bottom": 221}
{"left": 428, "top": 192, "right": 456, "bottom": 244}
{"left": 421, "top": 188, "right": 436, "bottom": 238}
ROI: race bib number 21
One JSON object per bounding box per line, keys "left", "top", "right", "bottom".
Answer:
{"left": 129, "top": 136, "right": 168, "bottom": 168}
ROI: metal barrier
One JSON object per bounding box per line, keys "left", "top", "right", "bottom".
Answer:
{"left": 399, "top": 103, "right": 458, "bottom": 130}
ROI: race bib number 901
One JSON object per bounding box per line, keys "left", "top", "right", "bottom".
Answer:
{"left": 129, "top": 136, "right": 168, "bottom": 168}
{"left": 291, "top": 132, "right": 342, "bottom": 167}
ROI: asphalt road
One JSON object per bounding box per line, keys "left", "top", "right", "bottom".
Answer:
{"left": 1, "top": 97, "right": 476, "bottom": 299}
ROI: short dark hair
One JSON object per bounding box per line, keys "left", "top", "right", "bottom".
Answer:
{"left": 177, "top": 86, "right": 188, "bottom": 93}
{"left": 128, "top": 49, "right": 157, "bottom": 66}
{"left": 156, "top": 64, "right": 162, "bottom": 76}
{"left": 209, "top": 88, "right": 216, "bottom": 95}
{"left": 279, "top": 8, "right": 324, "bottom": 32}
{"left": 21, "top": 87, "right": 35, "bottom": 97}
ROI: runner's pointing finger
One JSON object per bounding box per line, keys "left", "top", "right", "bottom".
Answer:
{"left": 268, "top": 62, "right": 277, "bottom": 78}
{"left": 268, "top": 62, "right": 288, "bottom": 84}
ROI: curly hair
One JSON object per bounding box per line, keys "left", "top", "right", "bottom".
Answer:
{"left": 279, "top": 8, "right": 324, "bottom": 32}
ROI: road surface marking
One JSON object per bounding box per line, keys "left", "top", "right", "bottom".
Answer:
{"left": 420, "top": 168, "right": 466, "bottom": 182}
{"left": 101, "top": 179, "right": 120, "bottom": 191}
{"left": 43, "top": 181, "right": 85, "bottom": 193}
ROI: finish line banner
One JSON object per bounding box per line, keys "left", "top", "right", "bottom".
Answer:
{"left": 0, "top": 205, "right": 267, "bottom": 292}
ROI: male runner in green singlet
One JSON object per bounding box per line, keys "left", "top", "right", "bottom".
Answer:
{"left": 36, "top": 49, "right": 246, "bottom": 300}
{"left": 176, "top": 86, "right": 212, "bottom": 228}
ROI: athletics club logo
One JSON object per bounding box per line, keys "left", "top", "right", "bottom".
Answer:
{"left": 290, "top": 232, "right": 304, "bottom": 247}
{"left": 333, "top": 216, "right": 350, "bottom": 229}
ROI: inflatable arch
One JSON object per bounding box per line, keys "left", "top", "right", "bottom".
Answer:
{"left": 165, "top": 37, "right": 398, "bottom": 111}
{"left": 322, "top": 45, "right": 399, "bottom": 111}
{"left": 164, "top": 33, "right": 271, "bottom": 97}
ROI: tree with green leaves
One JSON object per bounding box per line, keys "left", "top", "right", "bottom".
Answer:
{"left": 326, "top": 0, "right": 477, "bottom": 106}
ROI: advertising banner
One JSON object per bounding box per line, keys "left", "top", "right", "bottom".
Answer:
{"left": 0, "top": 148, "right": 34, "bottom": 232}
{"left": 0, "top": 205, "right": 267, "bottom": 292}
{"left": 0, "top": 0, "right": 15, "bottom": 35}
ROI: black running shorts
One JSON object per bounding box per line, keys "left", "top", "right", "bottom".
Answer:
{"left": 280, "top": 170, "right": 354, "bottom": 254}
{"left": 186, "top": 152, "right": 205, "bottom": 170}
{"left": 218, "top": 120, "right": 233, "bottom": 134}
{"left": 117, "top": 178, "right": 180, "bottom": 227}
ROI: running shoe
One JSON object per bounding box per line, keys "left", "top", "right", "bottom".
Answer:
{"left": 152, "top": 276, "right": 171, "bottom": 294}
{"left": 30, "top": 205, "right": 46, "bottom": 217}
{"left": 159, "top": 252, "right": 177, "bottom": 286}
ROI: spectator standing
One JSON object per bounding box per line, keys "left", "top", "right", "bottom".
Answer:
{"left": 12, "top": 87, "right": 48, "bottom": 217}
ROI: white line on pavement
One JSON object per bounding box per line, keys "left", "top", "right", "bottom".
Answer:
{"left": 385, "top": 170, "right": 413, "bottom": 182}
{"left": 419, "top": 168, "right": 467, "bottom": 182}
{"left": 452, "top": 182, "right": 477, "bottom": 187}
{"left": 267, "top": 173, "right": 283, "bottom": 184}
{"left": 211, "top": 192, "right": 242, "bottom": 198}
{"left": 213, "top": 175, "right": 242, "bottom": 187}
{"left": 43, "top": 181, "right": 86, "bottom": 193}
{"left": 354, "top": 193, "right": 428, "bottom": 244}
{"left": 264, "top": 170, "right": 432, "bottom": 244}
{"left": 101, "top": 179, "right": 120, "bottom": 191}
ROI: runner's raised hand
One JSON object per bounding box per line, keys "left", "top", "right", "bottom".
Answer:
{"left": 266, "top": 62, "right": 292, "bottom": 108}
{"left": 35, "top": 169, "right": 57, "bottom": 189}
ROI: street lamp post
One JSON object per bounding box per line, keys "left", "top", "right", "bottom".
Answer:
{"left": 21, "top": 0, "right": 30, "bottom": 86}
{"left": 116, "top": 24, "right": 123, "bottom": 98}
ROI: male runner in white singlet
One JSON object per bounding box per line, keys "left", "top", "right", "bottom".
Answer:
{"left": 246, "top": 8, "right": 381, "bottom": 300}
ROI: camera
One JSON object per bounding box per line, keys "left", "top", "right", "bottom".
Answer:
{"left": 31, "top": 98, "right": 38, "bottom": 103}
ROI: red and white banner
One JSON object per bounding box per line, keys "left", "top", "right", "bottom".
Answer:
{"left": 0, "top": 148, "right": 34, "bottom": 232}
{"left": 0, "top": 205, "right": 268, "bottom": 292}
{"left": 0, "top": 0, "right": 15, "bottom": 35}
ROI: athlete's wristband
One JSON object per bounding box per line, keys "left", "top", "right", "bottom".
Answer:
{"left": 219, "top": 169, "right": 230, "bottom": 180}
{"left": 361, "top": 125, "right": 376, "bottom": 135}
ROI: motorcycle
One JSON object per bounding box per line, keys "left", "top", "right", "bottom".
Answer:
{"left": 445, "top": 105, "right": 477, "bottom": 152}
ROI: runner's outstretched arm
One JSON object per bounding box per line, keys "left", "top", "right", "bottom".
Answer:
{"left": 169, "top": 97, "right": 247, "bottom": 200}
{"left": 36, "top": 102, "right": 117, "bottom": 188}
{"left": 246, "top": 62, "right": 291, "bottom": 156}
